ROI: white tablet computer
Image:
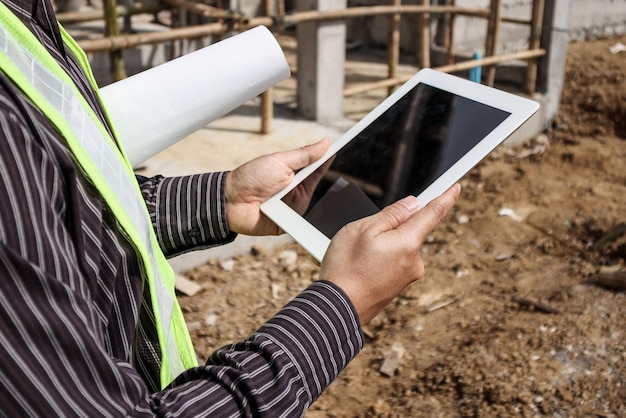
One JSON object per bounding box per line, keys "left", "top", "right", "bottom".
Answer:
{"left": 261, "top": 68, "right": 539, "bottom": 262}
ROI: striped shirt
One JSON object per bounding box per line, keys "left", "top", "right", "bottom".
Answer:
{"left": 0, "top": 0, "right": 364, "bottom": 416}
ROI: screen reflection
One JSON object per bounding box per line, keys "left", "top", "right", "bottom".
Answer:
{"left": 282, "top": 83, "right": 511, "bottom": 238}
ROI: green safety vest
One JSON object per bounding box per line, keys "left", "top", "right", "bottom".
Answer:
{"left": 0, "top": 3, "right": 198, "bottom": 389}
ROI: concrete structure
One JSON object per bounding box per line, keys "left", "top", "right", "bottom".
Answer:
{"left": 79, "top": 0, "right": 626, "bottom": 133}
{"left": 296, "top": 0, "right": 348, "bottom": 124}
{"left": 288, "top": 0, "right": 626, "bottom": 134}
{"left": 567, "top": 0, "right": 626, "bottom": 40}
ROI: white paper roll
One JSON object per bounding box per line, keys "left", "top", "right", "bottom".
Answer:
{"left": 99, "top": 25, "right": 290, "bottom": 167}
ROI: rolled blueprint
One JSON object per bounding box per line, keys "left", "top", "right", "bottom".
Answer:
{"left": 99, "top": 25, "right": 290, "bottom": 167}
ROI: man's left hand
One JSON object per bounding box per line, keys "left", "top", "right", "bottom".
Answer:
{"left": 224, "top": 139, "right": 330, "bottom": 236}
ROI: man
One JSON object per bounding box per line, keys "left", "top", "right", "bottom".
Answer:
{"left": 0, "top": 0, "right": 460, "bottom": 416}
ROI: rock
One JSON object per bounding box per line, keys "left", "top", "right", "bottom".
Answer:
{"left": 219, "top": 259, "right": 235, "bottom": 272}
{"left": 186, "top": 321, "right": 203, "bottom": 332}
{"left": 380, "top": 343, "right": 405, "bottom": 377}
{"left": 175, "top": 275, "right": 202, "bottom": 296}
{"left": 278, "top": 250, "right": 298, "bottom": 267}
{"left": 205, "top": 313, "right": 218, "bottom": 326}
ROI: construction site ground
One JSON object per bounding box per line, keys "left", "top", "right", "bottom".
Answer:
{"left": 140, "top": 34, "right": 626, "bottom": 417}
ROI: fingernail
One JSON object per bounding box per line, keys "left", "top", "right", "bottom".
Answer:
{"left": 399, "top": 195, "right": 420, "bottom": 212}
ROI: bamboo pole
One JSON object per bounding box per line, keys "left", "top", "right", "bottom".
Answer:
{"left": 74, "top": 2, "right": 545, "bottom": 130}
{"left": 446, "top": 0, "right": 456, "bottom": 65}
{"left": 77, "top": 21, "right": 229, "bottom": 52}
{"left": 122, "top": 0, "right": 132, "bottom": 33}
{"left": 387, "top": 0, "right": 401, "bottom": 96}
{"left": 281, "top": 5, "right": 490, "bottom": 25}
{"left": 344, "top": 48, "right": 545, "bottom": 97}
{"left": 260, "top": 0, "right": 274, "bottom": 134}
{"left": 484, "top": 0, "right": 501, "bottom": 86}
{"left": 163, "top": 0, "right": 236, "bottom": 19}
{"left": 77, "top": 6, "right": 493, "bottom": 53}
{"left": 436, "top": 48, "right": 544, "bottom": 73}
{"left": 103, "top": 0, "right": 127, "bottom": 81}
{"left": 270, "top": 0, "right": 285, "bottom": 31}
{"left": 417, "top": 0, "right": 431, "bottom": 68}
{"left": 57, "top": 3, "right": 162, "bottom": 24}
{"left": 525, "top": 0, "right": 545, "bottom": 95}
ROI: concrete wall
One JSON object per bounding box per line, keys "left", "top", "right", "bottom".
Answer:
{"left": 568, "top": 0, "right": 626, "bottom": 40}
{"left": 344, "top": 0, "right": 626, "bottom": 55}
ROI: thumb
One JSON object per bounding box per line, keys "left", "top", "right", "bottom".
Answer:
{"left": 279, "top": 138, "right": 330, "bottom": 171}
{"left": 368, "top": 195, "right": 420, "bottom": 234}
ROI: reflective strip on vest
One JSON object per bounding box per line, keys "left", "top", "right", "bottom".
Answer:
{"left": 0, "top": 5, "right": 198, "bottom": 388}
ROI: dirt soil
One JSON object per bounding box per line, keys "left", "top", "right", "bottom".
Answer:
{"left": 179, "top": 35, "right": 626, "bottom": 417}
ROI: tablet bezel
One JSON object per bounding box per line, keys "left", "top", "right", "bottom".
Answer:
{"left": 260, "top": 68, "right": 540, "bottom": 262}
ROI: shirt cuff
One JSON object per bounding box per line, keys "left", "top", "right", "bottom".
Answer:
{"left": 253, "top": 280, "right": 364, "bottom": 403}
{"left": 141, "top": 172, "right": 236, "bottom": 257}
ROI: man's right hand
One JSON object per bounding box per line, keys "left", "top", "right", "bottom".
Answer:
{"left": 319, "top": 184, "right": 461, "bottom": 325}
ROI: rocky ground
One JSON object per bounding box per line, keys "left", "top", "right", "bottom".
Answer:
{"left": 178, "top": 34, "right": 626, "bottom": 417}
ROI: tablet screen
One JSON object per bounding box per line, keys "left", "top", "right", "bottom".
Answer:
{"left": 280, "top": 82, "right": 511, "bottom": 238}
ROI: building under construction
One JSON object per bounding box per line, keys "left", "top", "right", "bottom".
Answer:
{"left": 56, "top": 0, "right": 626, "bottom": 143}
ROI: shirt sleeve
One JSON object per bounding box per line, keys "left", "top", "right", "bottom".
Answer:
{"left": 137, "top": 172, "right": 237, "bottom": 257}
{"left": 0, "top": 77, "right": 364, "bottom": 417}
{"left": 159, "top": 281, "right": 364, "bottom": 417}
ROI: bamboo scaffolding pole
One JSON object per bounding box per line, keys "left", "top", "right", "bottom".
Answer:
{"left": 121, "top": 0, "right": 132, "bottom": 33}
{"left": 435, "top": 48, "right": 544, "bottom": 73}
{"left": 277, "top": 0, "right": 285, "bottom": 30}
{"left": 344, "top": 48, "right": 545, "bottom": 97}
{"left": 260, "top": 0, "right": 273, "bottom": 134}
{"left": 77, "top": 6, "right": 494, "bottom": 53}
{"left": 387, "top": 0, "right": 401, "bottom": 96}
{"left": 74, "top": 2, "right": 545, "bottom": 134}
{"left": 281, "top": 5, "right": 490, "bottom": 24}
{"left": 446, "top": 0, "right": 456, "bottom": 65}
{"left": 57, "top": 3, "right": 162, "bottom": 24}
{"left": 163, "top": 0, "right": 236, "bottom": 19}
{"left": 103, "top": 0, "right": 127, "bottom": 81}
{"left": 417, "top": 0, "right": 431, "bottom": 68}
{"left": 484, "top": 0, "right": 502, "bottom": 86}
{"left": 175, "top": 4, "right": 493, "bottom": 27}
{"left": 60, "top": 3, "right": 519, "bottom": 28}
{"left": 77, "top": 21, "right": 229, "bottom": 52}
{"left": 525, "top": 0, "right": 545, "bottom": 95}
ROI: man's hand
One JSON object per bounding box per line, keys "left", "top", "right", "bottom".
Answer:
{"left": 319, "top": 184, "right": 461, "bottom": 325}
{"left": 225, "top": 139, "right": 330, "bottom": 236}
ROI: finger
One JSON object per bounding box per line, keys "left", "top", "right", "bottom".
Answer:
{"left": 299, "top": 154, "right": 335, "bottom": 195}
{"left": 361, "top": 195, "right": 421, "bottom": 235}
{"left": 400, "top": 183, "right": 461, "bottom": 242}
{"left": 278, "top": 138, "right": 330, "bottom": 171}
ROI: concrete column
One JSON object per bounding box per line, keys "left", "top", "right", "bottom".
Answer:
{"left": 297, "top": 0, "right": 347, "bottom": 123}
{"left": 537, "top": 0, "right": 572, "bottom": 124}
